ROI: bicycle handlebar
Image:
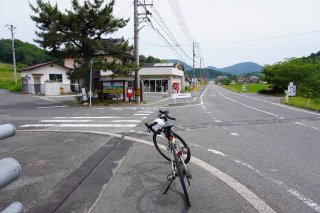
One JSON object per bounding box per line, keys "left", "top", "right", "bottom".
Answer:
{"left": 158, "top": 110, "right": 176, "bottom": 120}
{"left": 145, "top": 122, "right": 157, "bottom": 134}
{"left": 145, "top": 110, "right": 176, "bottom": 134}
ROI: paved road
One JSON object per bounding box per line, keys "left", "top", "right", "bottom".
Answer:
{"left": 1, "top": 86, "right": 320, "bottom": 212}
{"left": 141, "top": 83, "right": 319, "bottom": 213}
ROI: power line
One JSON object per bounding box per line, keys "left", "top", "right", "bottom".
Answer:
{"left": 168, "top": 0, "right": 193, "bottom": 42}
{"left": 148, "top": 5, "right": 193, "bottom": 60}
{"left": 147, "top": 21, "right": 193, "bottom": 67}
{"left": 202, "top": 29, "right": 320, "bottom": 46}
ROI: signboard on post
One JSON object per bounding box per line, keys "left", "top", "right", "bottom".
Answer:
{"left": 287, "top": 82, "right": 296, "bottom": 97}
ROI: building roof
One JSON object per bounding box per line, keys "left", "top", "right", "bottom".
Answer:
{"left": 21, "top": 61, "right": 72, "bottom": 71}
{"left": 142, "top": 63, "right": 184, "bottom": 71}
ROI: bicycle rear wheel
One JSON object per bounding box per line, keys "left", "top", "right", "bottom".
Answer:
{"left": 153, "top": 131, "right": 191, "bottom": 164}
{"left": 173, "top": 147, "right": 191, "bottom": 207}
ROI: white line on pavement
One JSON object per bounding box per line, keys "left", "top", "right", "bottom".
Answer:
{"left": 215, "top": 87, "right": 283, "bottom": 119}
{"left": 230, "top": 132, "right": 239, "bottom": 136}
{"left": 207, "top": 149, "right": 227, "bottom": 157}
{"left": 37, "top": 105, "right": 68, "bottom": 109}
{"left": 20, "top": 124, "right": 137, "bottom": 128}
{"left": 294, "top": 122, "right": 308, "bottom": 126}
{"left": 40, "top": 120, "right": 92, "bottom": 123}
{"left": 133, "top": 114, "right": 150, "bottom": 116}
{"left": 18, "top": 129, "right": 276, "bottom": 213}
{"left": 54, "top": 116, "right": 124, "bottom": 119}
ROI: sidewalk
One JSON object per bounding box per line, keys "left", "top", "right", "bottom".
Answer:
{"left": 30, "top": 85, "right": 208, "bottom": 107}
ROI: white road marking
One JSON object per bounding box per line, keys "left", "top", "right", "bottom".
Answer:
{"left": 19, "top": 129, "right": 276, "bottom": 213}
{"left": 20, "top": 124, "right": 55, "bottom": 127}
{"left": 54, "top": 116, "right": 124, "bottom": 119}
{"left": 207, "top": 149, "right": 227, "bottom": 157}
{"left": 206, "top": 111, "right": 212, "bottom": 114}
{"left": 137, "top": 111, "right": 153, "bottom": 114}
{"left": 288, "top": 189, "right": 320, "bottom": 212}
{"left": 37, "top": 105, "right": 68, "bottom": 109}
{"left": 214, "top": 120, "right": 222, "bottom": 123}
{"left": 133, "top": 113, "right": 150, "bottom": 116}
{"left": 33, "top": 96, "right": 55, "bottom": 102}
{"left": 294, "top": 122, "right": 308, "bottom": 127}
{"left": 311, "top": 126, "right": 320, "bottom": 131}
{"left": 110, "top": 120, "right": 141, "bottom": 123}
{"left": 40, "top": 120, "right": 91, "bottom": 123}
{"left": 230, "top": 132, "right": 239, "bottom": 136}
{"left": 20, "top": 124, "right": 136, "bottom": 128}
{"left": 215, "top": 87, "right": 283, "bottom": 119}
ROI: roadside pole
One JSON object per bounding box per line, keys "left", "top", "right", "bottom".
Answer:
{"left": 134, "top": 0, "right": 140, "bottom": 103}
{"left": 89, "top": 59, "right": 93, "bottom": 106}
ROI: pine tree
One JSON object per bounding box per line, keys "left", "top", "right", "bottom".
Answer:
{"left": 30, "top": 0, "right": 134, "bottom": 91}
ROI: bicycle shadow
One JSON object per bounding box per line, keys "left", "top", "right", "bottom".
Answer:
{"left": 120, "top": 160, "right": 191, "bottom": 212}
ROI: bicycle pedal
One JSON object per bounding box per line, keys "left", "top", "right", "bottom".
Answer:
{"left": 167, "top": 174, "right": 174, "bottom": 181}
{"left": 186, "top": 171, "right": 192, "bottom": 179}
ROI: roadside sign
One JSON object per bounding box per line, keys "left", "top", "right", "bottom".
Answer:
{"left": 287, "top": 82, "right": 296, "bottom": 96}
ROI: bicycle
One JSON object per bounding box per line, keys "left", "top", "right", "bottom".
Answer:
{"left": 145, "top": 110, "right": 192, "bottom": 207}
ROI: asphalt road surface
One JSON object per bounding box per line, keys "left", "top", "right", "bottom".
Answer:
{"left": 1, "top": 85, "right": 320, "bottom": 212}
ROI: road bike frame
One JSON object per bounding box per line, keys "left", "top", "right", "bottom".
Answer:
{"left": 146, "top": 110, "right": 191, "bottom": 207}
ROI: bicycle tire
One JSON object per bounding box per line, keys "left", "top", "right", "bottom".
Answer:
{"left": 153, "top": 131, "right": 191, "bottom": 164}
{"left": 173, "top": 146, "right": 191, "bottom": 207}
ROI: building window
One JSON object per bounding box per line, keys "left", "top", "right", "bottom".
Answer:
{"left": 156, "top": 80, "right": 162, "bottom": 92}
{"left": 150, "top": 80, "right": 155, "bottom": 92}
{"left": 162, "top": 80, "right": 168, "bottom": 92}
{"left": 143, "top": 79, "right": 169, "bottom": 93}
{"left": 143, "top": 80, "right": 150, "bottom": 92}
{"left": 49, "top": 74, "right": 63, "bottom": 82}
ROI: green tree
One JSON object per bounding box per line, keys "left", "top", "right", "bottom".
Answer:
{"left": 30, "top": 0, "right": 133, "bottom": 90}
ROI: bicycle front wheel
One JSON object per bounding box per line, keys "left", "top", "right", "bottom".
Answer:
{"left": 173, "top": 147, "right": 191, "bottom": 207}
{"left": 153, "top": 131, "right": 191, "bottom": 164}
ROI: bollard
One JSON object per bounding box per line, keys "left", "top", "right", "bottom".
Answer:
{"left": 0, "top": 158, "right": 21, "bottom": 189}
{"left": 0, "top": 202, "right": 23, "bottom": 213}
{"left": 0, "top": 124, "right": 16, "bottom": 140}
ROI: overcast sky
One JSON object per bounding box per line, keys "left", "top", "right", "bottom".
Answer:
{"left": 1, "top": 0, "right": 320, "bottom": 68}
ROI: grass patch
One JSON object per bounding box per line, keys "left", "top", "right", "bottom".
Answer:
{"left": 222, "top": 84, "right": 270, "bottom": 93}
{"left": 281, "top": 96, "right": 320, "bottom": 112}
{"left": 0, "top": 62, "right": 22, "bottom": 92}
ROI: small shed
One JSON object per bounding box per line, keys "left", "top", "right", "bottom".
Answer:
{"left": 20, "top": 61, "right": 72, "bottom": 95}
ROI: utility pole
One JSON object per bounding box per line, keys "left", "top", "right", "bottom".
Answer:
{"left": 134, "top": 0, "right": 140, "bottom": 103}
{"left": 133, "top": 0, "right": 152, "bottom": 103}
{"left": 6, "top": 24, "right": 17, "bottom": 84}
{"left": 192, "top": 42, "right": 195, "bottom": 89}
{"left": 200, "top": 57, "right": 203, "bottom": 83}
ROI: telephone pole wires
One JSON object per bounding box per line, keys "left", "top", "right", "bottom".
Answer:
{"left": 5, "top": 24, "right": 17, "bottom": 84}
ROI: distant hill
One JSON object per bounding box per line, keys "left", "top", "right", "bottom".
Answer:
{"left": 207, "top": 62, "right": 263, "bottom": 75}
{"left": 0, "top": 38, "right": 56, "bottom": 66}
{"left": 218, "top": 62, "right": 263, "bottom": 75}
{"left": 168, "top": 59, "right": 263, "bottom": 75}
{"left": 167, "top": 59, "right": 193, "bottom": 71}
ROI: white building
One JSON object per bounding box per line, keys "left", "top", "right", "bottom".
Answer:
{"left": 139, "top": 63, "right": 185, "bottom": 94}
{"left": 21, "top": 61, "right": 72, "bottom": 95}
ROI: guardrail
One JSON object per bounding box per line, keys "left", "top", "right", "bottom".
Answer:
{"left": 0, "top": 124, "right": 23, "bottom": 213}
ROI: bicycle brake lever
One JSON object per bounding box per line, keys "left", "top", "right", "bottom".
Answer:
{"left": 145, "top": 123, "right": 151, "bottom": 133}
